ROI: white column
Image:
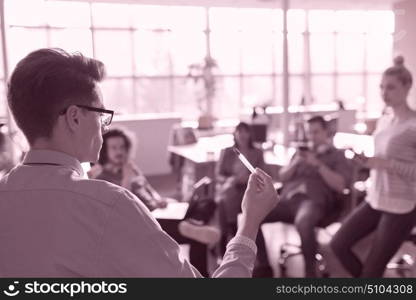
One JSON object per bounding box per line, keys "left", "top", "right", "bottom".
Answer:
{"left": 282, "top": 0, "right": 290, "bottom": 146}
{"left": 0, "top": 0, "right": 15, "bottom": 162}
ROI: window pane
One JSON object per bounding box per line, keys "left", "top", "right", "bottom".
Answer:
{"left": 275, "top": 76, "right": 283, "bottom": 106}
{"left": 46, "top": 1, "right": 90, "bottom": 28}
{"left": 367, "top": 11, "right": 394, "bottom": 34}
{"left": 166, "top": 6, "right": 206, "bottom": 31}
{"left": 242, "top": 77, "right": 273, "bottom": 108}
{"left": 100, "top": 79, "right": 134, "bottom": 115}
{"left": 211, "top": 31, "right": 240, "bottom": 75}
{"left": 289, "top": 76, "right": 304, "bottom": 106}
{"left": 366, "top": 34, "right": 393, "bottom": 72}
{"left": 288, "top": 10, "right": 306, "bottom": 33}
{"left": 241, "top": 32, "right": 274, "bottom": 74}
{"left": 308, "top": 10, "right": 335, "bottom": 33}
{"left": 173, "top": 78, "right": 200, "bottom": 120}
{"left": 7, "top": 28, "right": 48, "bottom": 71}
{"left": 92, "top": 3, "right": 132, "bottom": 28}
{"left": 311, "top": 76, "right": 334, "bottom": 105}
{"left": 213, "top": 77, "right": 240, "bottom": 119}
{"left": 209, "top": 8, "right": 240, "bottom": 31}
{"left": 5, "top": 0, "right": 45, "bottom": 26}
{"left": 274, "top": 32, "right": 283, "bottom": 74}
{"left": 238, "top": 8, "right": 278, "bottom": 32}
{"left": 273, "top": 9, "right": 283, "bottom": 32}
{"left": 335, "top": 11, "right": 366, "bottom": 33}
{"left": 132, "top": 5, "right": 172, "bottom": 30}
{"left": 310, "top": 33, "right": 335, "bottom": 73}
{"left": 134, "top": 30, "right": 171, "bottom": 76}
{"left": 133, "top": 5, "right": 205, "bottom": 30}
{"left": 336, "top": 34, "right": 364, "bottom": 72}
{"left": 288, "top": 33, "right": 304, "bottom": 74}
{"left": 49, "top": 29, "right": 93, "bottom": 57}
{"left": 171, "top": 31, "right": 206, "bottom": 75}
{"left": 367, "top": 74, "right": 384, "bottom": 114}
{"left": 337, "top": 75, "right": 364, "bottom": 104}
{"left": 95, "top": 30, "right": 133, "bottom": 76}
{"left": 136, "top": 78, "right": 171, "bottom": 113}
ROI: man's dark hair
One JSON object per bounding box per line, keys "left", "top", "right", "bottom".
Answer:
{"left": 307, "top": 115, "right": 328, "bottom": 130}
{"left": 98, "top": 129, "right": 132, "bottom": 166}
{"left": 7, "top": 48, "right": 105, "bottom": 145}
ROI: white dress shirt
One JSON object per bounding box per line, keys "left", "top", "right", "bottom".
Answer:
{"left": 0, "top": 149, "right": 256, "bottom": 277}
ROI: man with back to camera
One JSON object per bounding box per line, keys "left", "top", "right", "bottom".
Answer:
{"left": 256, "top": 116, "right": 353, "bottom": 277}
{"left": 89, "top": 128, "right": 221, "bottom": 277}
{"left": 0, "top": 48, "right": 278, "bottom": 277}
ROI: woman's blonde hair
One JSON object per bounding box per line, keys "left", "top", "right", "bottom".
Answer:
{"left": 383, "top": 55, "right": 413, "bottom": 87}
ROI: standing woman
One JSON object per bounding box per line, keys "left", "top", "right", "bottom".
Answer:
{"left": 330, "top": 56, "right": 416, "bottom": 277}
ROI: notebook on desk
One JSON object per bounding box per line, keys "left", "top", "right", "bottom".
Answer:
{"left": 152, "top": 202, "right": 189, "bottom": 220}
{"left": 151, "top": 176, "right": 213, "bottom": 221}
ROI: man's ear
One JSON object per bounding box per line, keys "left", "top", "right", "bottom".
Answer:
{"left": 65, "top": 105, "right": 81, "bottom": 132}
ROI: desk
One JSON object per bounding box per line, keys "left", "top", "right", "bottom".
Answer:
{"left": 168, "top": 134, "right": 233, "bottom": 200}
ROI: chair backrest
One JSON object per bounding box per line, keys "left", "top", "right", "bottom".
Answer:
{"left": 170, "top": 125, "right": 197, "bottom": 146}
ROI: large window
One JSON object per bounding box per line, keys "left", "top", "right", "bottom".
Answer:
{"left": 0, "top": 0, "right": 394, "bottom": 120}
{"left": 308, "top": 10, "right": 394, "bottom": 113}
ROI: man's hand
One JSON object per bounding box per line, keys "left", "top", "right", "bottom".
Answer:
{"left": 302, "top": 151, "right": 321, "bottom": 167}
{"left": 238, "top": 168, "right": 279, "bottom": 240}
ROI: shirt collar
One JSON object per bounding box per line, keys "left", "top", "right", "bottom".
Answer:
{"left": 23, "top": 149, "right": 84, "bottom": 177}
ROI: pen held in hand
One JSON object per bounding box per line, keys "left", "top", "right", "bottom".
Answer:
{"left": 233, "top": 147, "right": 256, "bottom": 174}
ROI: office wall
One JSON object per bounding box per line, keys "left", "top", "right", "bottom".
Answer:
{"left": 394, "top": 0, "right": 416, "bottom": 109}
{"left": 112, "top": 114, "right": 181, "bottom": 176}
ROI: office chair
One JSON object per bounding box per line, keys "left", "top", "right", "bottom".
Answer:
{"left": 168, "top": 125, "right": 198, "bottom": 196}
{"left": 277, "top": 163, "right": 368, "bottom": 278}
{"left": 386, "top": 226, "right": 416, "bottom": 277}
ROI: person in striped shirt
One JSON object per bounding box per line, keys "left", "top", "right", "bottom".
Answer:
{"left": 330, "top": 56, "right": 416, "bottom": 277}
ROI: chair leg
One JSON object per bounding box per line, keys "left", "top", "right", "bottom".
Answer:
{"left": 278, "top": 243, "right": 302, "bottom": 277}
{"left": 386, "top": 254, "right": 415, "bottom": 278}
{"left": 316, "top": 253, "right": 330, "bottom": 278}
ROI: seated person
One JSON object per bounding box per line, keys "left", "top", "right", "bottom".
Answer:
{"left": 258, "top": 115, "right": 353, "bottom": 277}
{"left": 216, "top": 122, "right": 270, "bottom": 275}
{"left": 90, "top": 128, "right": 220, "bottom": 277}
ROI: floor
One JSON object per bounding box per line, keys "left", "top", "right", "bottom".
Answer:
{"left": 148, "top": 173, "right": 416, "bottom": 278}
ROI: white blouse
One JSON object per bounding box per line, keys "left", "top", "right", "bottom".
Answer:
{"left": 366, "top": 114, "right": 416, "bottom": 214}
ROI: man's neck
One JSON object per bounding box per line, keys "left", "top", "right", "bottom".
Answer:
{"left": 31, "top": 139, "right": 77, "bottom": 160}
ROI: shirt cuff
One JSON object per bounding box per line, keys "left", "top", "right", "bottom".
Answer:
{"left": 228, "top": 235, "right": 257, "bottom": 254}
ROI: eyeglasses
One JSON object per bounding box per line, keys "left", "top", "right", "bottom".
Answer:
{"left": 60, "top": 105, "right": 114, "bottom": 128}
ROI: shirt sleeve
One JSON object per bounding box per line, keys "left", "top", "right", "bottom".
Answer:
{"left": 99, "top": 190, "right": 256, "bottom": 277}
{"left": 331, "top": 150, "right": 354, "bottom": 188}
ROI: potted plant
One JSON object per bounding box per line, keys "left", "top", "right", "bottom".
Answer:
{"left": 187, "top": 55, "right": 218, "bottom": 129}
